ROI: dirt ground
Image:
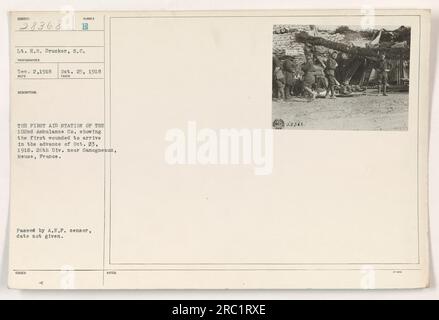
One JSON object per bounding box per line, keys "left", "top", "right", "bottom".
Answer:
{"left": 272, "top": 91, "right": 409, "bottom": 131}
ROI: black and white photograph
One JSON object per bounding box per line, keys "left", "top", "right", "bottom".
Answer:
{"left": 0, "top": 2, "right": 436, "bottom": 301}
{"left": 272, "top": 24, "right": 411, "bottom": 130}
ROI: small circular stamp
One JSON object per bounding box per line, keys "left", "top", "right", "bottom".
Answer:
{"left": 272, "top": 118, "right": 285, "bottom": 130}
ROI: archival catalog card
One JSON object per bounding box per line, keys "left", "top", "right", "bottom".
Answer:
{"left": 8, "top": 10, "right": 430, "bottom": 289}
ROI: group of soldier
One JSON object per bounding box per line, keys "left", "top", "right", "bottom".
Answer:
{"left": 273, "top": 50, "right": 390, "bottom": 102}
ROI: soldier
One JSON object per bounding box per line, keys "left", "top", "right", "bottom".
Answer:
{"left": 325, "top": 51, "right": 338, "bottom": 99}
{"left": 283, "top": 59, "right": 295, "bottom": 99}
{"left": 272, "top": 54, "right": 282, "bottom": 99}
{"left": 274, "top": 66, "right": 285, "bottom": 101}
{"left": 301, "top": 54, "right": 317, "bottom": 101}
{"left": 314, "top": 56, "right": 328, "bottom": 95}
{"left": 376, "top": 52, "right": 389, "bottom": 96}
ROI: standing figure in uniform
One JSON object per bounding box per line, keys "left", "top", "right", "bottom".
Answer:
{"left": 325, "top": 51, "right": 338, "bottom": 99}
{"left": 283, "top": 59, "right": 295, "bottom": 100}
{"left": 272, "top": 54, "right": 283, "bottom": 99}
{"left": 301, "top": 54, "right": 317, "bottom": 101}
{"left": 376, "top": 53, "right": 389, "bottom": 96}
{"left": 274, "top": 66, "right": 285, "bottom": 101}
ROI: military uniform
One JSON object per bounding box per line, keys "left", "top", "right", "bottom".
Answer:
{"left": 274, "top": 67, "right": 285, "bottom": 100}
{"left": 301, "top": 61, "right": 317, "bottom": 100}
{"left": 376, "top": 58, "right": 389, "bottom": 96}
{"left": 283, "top": 59, "right": 295, "bottom": 99}
{"left": 301, "top": 62, "right": 316, "bottom": 88}
{"left": 325, "top": 56, "right": 338, "bottom": 98}
{"left": 272, "top": 55, "right": 283, "bottom": 98}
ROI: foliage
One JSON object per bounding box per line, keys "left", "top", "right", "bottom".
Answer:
{"left": 334, "top": 26, "right": 353, "bottom": 34}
